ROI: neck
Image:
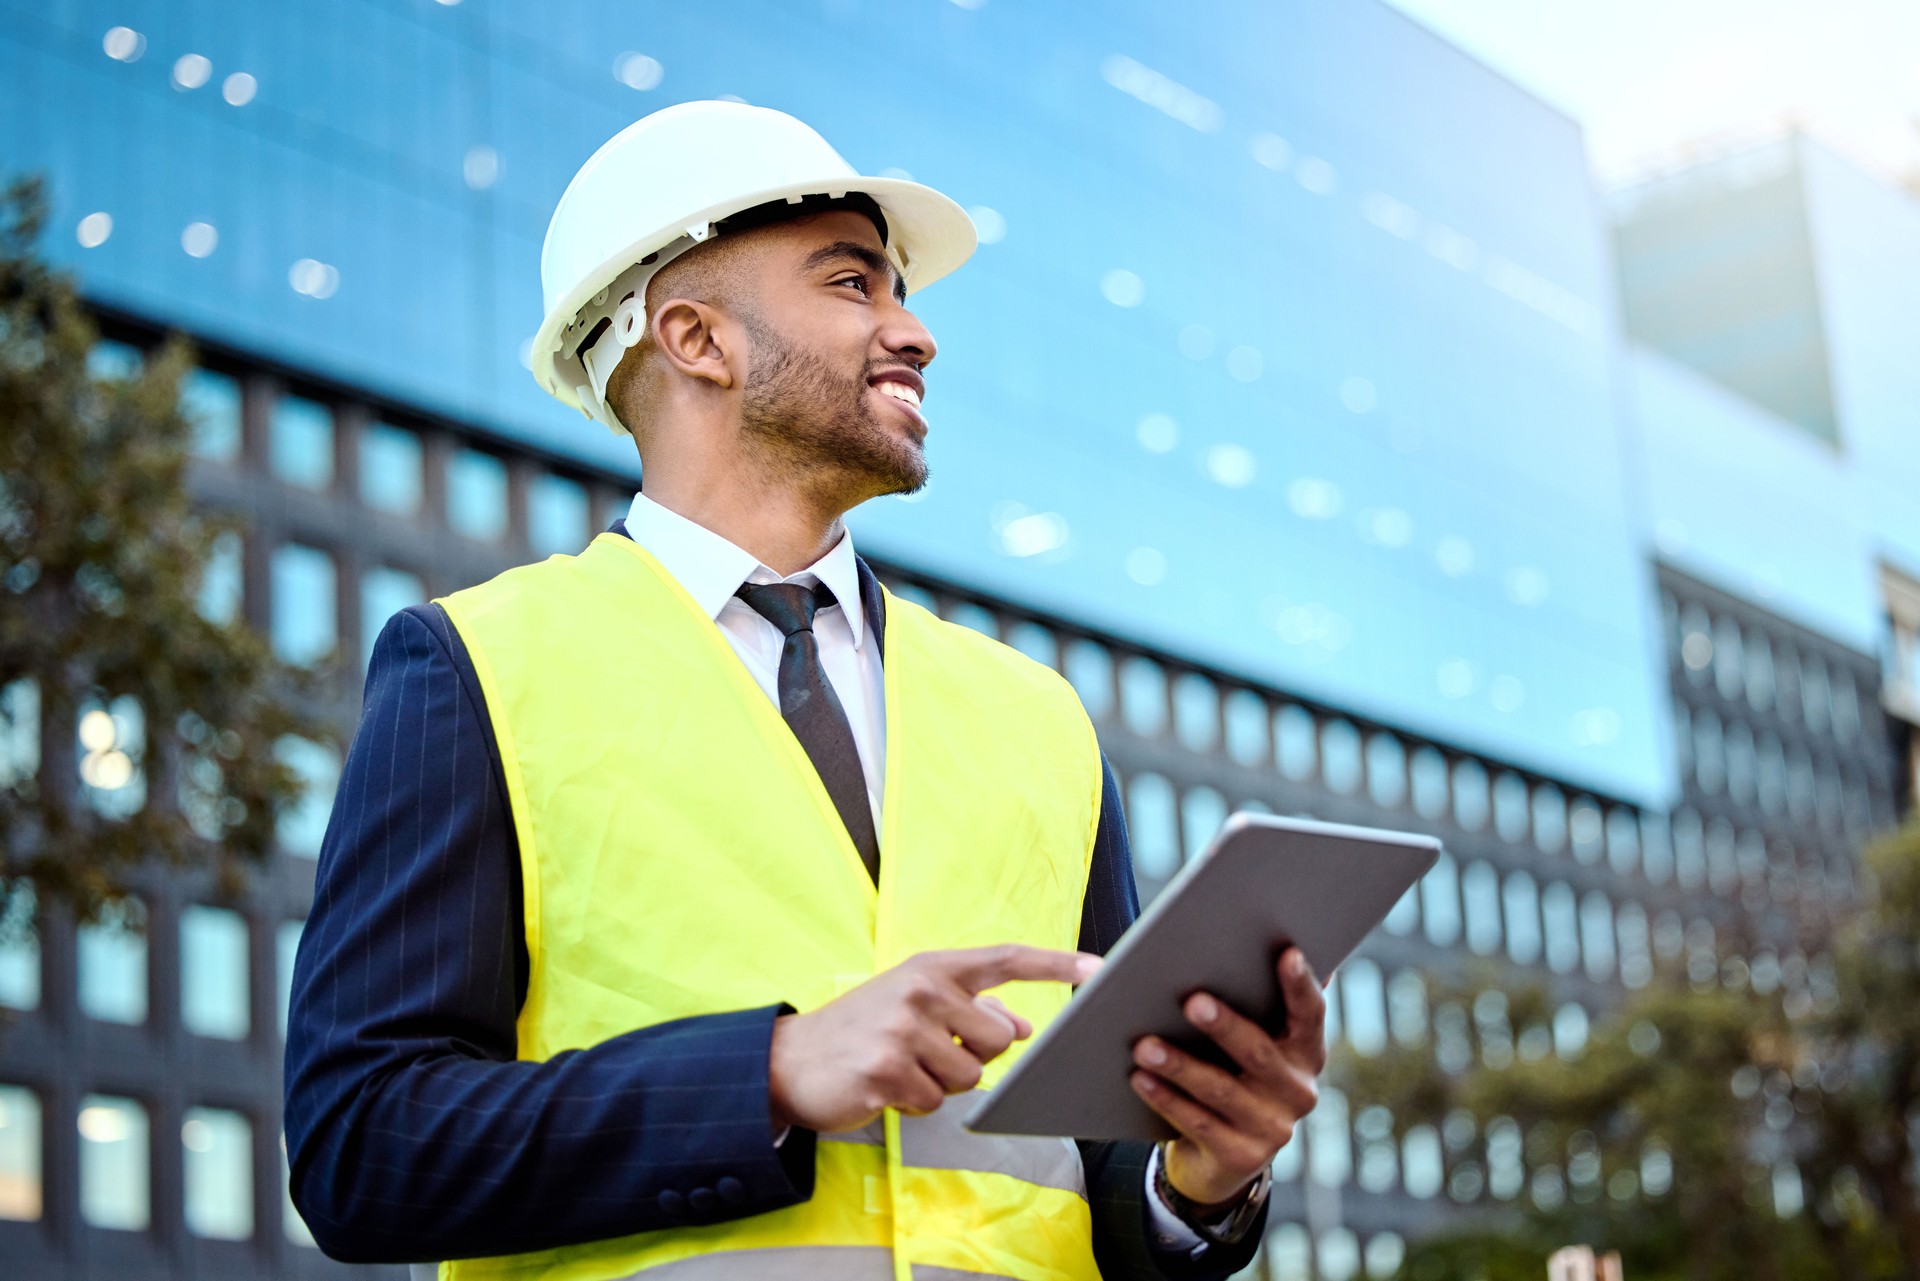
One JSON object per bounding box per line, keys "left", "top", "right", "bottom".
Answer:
{"left": 638, "top": 453, "right": 852, "bottom": 576}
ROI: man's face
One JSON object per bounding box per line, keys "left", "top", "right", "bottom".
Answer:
{"left": 732, "top": 210, "right": 939, "bottom": 500}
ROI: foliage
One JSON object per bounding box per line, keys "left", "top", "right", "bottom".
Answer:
{"left": 1337, "top": 816, "right": 1920, "bottom": 1281}
{"left": 0, "top": 172, "right": 335, "bottom": 930}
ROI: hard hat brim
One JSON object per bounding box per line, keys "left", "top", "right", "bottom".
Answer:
{"left": 530, "top": 174, "right": 978, "bottom": 422}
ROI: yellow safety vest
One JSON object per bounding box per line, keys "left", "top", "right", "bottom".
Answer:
{"left": 433, "top": 532, "right": 1105, "bottom": 1281}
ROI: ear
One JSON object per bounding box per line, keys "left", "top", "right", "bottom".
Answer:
{"left": 649, "top": 298, "right": 739, "bottom": 391}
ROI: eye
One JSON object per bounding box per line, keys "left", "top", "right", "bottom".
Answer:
{"left": 834, "top": 273, "right": 873, "bottom": 297}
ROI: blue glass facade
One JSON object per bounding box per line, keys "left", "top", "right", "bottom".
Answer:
{"left": 2, "top": 0, "right": 1675, "bottom": 803}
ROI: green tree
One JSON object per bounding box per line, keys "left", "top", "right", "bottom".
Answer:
{"left": 0, "top": 173, "right": 335, "bottom": 936}
{"left": 1338, "top": 816, "right": 1920, "bottom": 1281}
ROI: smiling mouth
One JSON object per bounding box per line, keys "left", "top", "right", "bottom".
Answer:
{"left": 872, "top": 379, "right": 923, "bottom": 412}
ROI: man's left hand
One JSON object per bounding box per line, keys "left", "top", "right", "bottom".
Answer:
{"left": 1129, "top": 945, "right": 1328, "bottom": 1207}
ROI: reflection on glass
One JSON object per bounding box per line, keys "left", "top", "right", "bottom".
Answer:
{"left": 271, "top": 544, "right": 337, "bottom": 666}
{"left": 0, "top": 1085, "right": 41, "bottom": 1220}
{"left": 362, "top": 567, "right": 425, "bottom": 668}
{"left": 77, "top": 899, "right": 147, "bottom": 1025}
{"left": 360, "top": 423, "right": 424, "bottom": 516}
{"left": 78, "top": 1094, "right": 149, "bottom": 1230}
{"left": 274, "top": 737, "right": 340, "bottom": 858}
{"left": 528, "top": 473, "right": 590, "bottom": 557}
{"left": 181, "top": 906, "right": 250, "bottom": 1041}
{"left": 0, "top": 884, "right": 39, "bottom": 1011}
{"left": 182, "top": 1107, "right": 253, "bottom": 1239}
{"left": 270, "top": 395, "right": 334, "bottom": 491}
{"left": 182, "top": 368, "right": 242, "bottom": 462}
{"left": 448, "top": 448, "right": 509, "bottom": 542}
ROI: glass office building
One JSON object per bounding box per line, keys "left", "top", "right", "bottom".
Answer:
{"left": 1, "top": 3, "right": 1914, "bottom": 1279}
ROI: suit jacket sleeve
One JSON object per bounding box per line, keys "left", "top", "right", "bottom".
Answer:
{"left": 283, "top": 604, "right": 814, "bottom": 1264}
{"left": 1078, "top": 757, "right": 1269, "bottom": 1280}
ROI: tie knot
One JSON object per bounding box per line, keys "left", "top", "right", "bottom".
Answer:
{"left": 735, "top": 580, "right": 836, "bottom": 638}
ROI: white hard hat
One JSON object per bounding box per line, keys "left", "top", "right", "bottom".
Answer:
{"left": 532, "top": 100, "right": 979, "bottom": 433}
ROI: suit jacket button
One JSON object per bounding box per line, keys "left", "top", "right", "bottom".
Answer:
{"left": 689, "top": 1186, "right": 719, "bottom": 1213}
{"left": 717, "top": 1176, "right": 747, "bottom": 1204}
{"left": 656, "top": 1189, "right": 686, "bottom": 1217}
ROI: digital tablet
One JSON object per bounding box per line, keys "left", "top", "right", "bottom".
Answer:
{"left": 965, "top": 811, "right": 1441, "bottom": 1142}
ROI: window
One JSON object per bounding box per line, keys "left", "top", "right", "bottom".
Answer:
{"left": 1063, "top": 641, "right": 1113, "bottom": 719}
{"left": 182, "top": 1108, "right": 253, "bottom": 1240}
{"left": 78, "top": 1094, "right": 150, "bottom": 1230}
{"left": 1462, "top": 861, "right": 1502, "bottom": 956}
{"left": 1355, "top": 1106, "right": 1398, "bottom": 1192}
{"left": 1006, "top": 622, "right": 1058, "bottom": 669}
{"left": 270, "top": 394, "right": 334, "bottom": 491}
{"left": 1420, "top": 854, "right": 1461, "bottom": 947}
{"left": 945, "top": 602, "right": 997, "bottom": 637}
{"left": 1125, "top": 773, "right": 1178, "bottom": 882}
{"left": 181, "top": 906, "right": 250, "bottom": 1041}
{"left": 270, "top": 543, "right": 337, "bottom": 666}
{"left": 77, "top": 898, "right": 147, "bottom": 1025}
{"left": 1317, "top": 1227, "right": 1360, "bottom": 1281}
{"left": 1171, "top": 673, "right": 1217, "bottom": 751}
{"left": 1503, "top": 871, "right": 1542, "bottom": 965}
{"left": 1493, "top": 771, "right": 1529, "bottom": 843}
{"left": 1306, "top": 1087, "right": 1351, "bottom": 1186}
{"left": 1275, "top": 704, "right": 1317, "bottom": 780}
{"left": 88, "top": 339, "right": 141, "bottom": 381}
{"left": 1618, "top": 901, "right": 1653, "bottom": 988}
{"left": 1606, "top": 808, "right": 1641, "bottom": 876}
{"left": 1580, "top": 892, "right": 1617, "bottom": 982}
{"left": 1410, "top": 747, "right": 1448, "bottom": 819}
{"left": 0, "top": 884, "right": 39, "bottom": 1011}
{"left": 1366, "top": 733, "right": 1405, "bottom": 808}
{"left": 1713, "top": 616, "right": 1744, "bottom": 701}
{"left": 78, "top": 693, "right": 145, "bottom": 821}
{"left": 277, "top": 921, "right": 303, "bottom": 1038}
{"left": 1382, "top": 881, "right": 1419, "bottom": 935}
{"left": 1387, "top": 970, "right": 1428, "bottom": 1046}
{"left": 282, "top": 1136, "right": 316, "bottom": 1246}
{"left": 361, "top": 567, "right": 425, "bottom": 668}
{"left": 1541, "top": 882, "right": 1579, "bottom": 974}
{"left": 1179, "top": 786, "right": 1226, "bottom": 863}
{"left": 0, "top": 1085, "right": 41, "bottom": 1220}
{"left": 1402, "top": 1125, "right": 1443, "bottom": 1198}
{"left": 360, "top": 422, "right": 424, "bottom": 516}
{"left": 448, "top": 448, "right": 510, "bottom": 542}
{"left": 198, "top": 530, "right": 243, "bottom": 625}
{"left": 1119, "top": 658, "right": 1167, "bottom": 736}
{"left": 1321, "top": 719, "right": 1361, "bottom": 793}
{"left": 182, "top": 368, "right": 242, "bottom": 462}
{"left": 1222, "top": 690, "right": 1267, "bottom": 766}
{"left": 1640, "top": 812, "right": 1673, "bottom": 884}
{"left": 0, "top": 678, "right": 36, "bottom": 788}
{"left": 1451, "top": 758, "right": 1489, "bottom": 829}
{"left": 1365, "top": 1233, "right": 1407, "bottom": 1280}
{"left": 528, "top": 473, "right": 590, "bottom": 556}
{"left": 1553, "top": 1001, "right": 1589, "bottom": 1057}
{"left": 274, "top": 737, "right": 340, "bottom": 858}
{"left": 1341, "top": 959, "right": 1386, "bottom": 1055}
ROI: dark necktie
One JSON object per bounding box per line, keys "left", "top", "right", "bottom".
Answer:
{"left": 734, "top": 581, "right": 881, "bottom": 884}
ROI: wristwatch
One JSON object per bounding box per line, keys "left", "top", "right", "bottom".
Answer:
{"left": 1151, "top": 1141, "right": 1272, "bottom": 1248}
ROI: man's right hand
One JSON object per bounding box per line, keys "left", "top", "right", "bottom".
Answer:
{"left": 768, "top": 945, "right": 1101, "bottom": 1135}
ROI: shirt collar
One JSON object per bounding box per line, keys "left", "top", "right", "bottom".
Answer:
{"left": 623, "top": 492, "right": 866, "bottom": 650}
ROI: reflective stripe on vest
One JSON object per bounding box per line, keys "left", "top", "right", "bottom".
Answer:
{"left": 435, "top": 534, "right": 1103, "bottom": 1281}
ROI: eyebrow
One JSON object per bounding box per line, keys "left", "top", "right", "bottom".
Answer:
{"left": 799, "top": 240, "right": 907, "bottom": 304}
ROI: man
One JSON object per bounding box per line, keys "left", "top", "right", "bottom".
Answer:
{"left": 285, "top": 102, "right": 1327, "bottom": 1280}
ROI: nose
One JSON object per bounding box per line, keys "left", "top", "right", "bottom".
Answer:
{"left": 879, "top": 300, "right": 937, "bottom": 370}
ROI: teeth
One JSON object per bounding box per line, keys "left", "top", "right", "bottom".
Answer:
{"left": 876, "top": 380, "right": 921, "bottom": 408}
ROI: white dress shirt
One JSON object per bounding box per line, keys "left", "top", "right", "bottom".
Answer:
{"left": 620, "top": 491, "right": 1237, "bottom": 1256}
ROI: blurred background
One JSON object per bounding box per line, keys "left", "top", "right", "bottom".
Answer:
{"left": 0, "top": 1, "right": 1917, "bottom": 1278}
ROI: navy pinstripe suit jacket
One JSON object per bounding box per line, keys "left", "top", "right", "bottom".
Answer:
{"left": 282, "top": 526, "right": 1262, "bottom": 1278}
